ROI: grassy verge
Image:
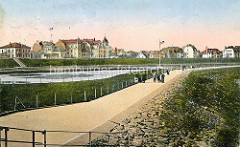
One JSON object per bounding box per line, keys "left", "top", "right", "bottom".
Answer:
{"left": 0, "top": 59, "right": 19, "bottom": 68}
{"left": 159, "top": 67, "right": 240, "bottom": 146}
{"left": 19, "top": 58, "right": 240, "bottom": 67}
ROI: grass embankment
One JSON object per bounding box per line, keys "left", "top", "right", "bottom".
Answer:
{"left": 160, "top": 67, "right": 240, "bottom": 146}
{"left": 0, "top": 59, "right": 19, "bottom": 68}
{"left": 0, "top": 70, "right": 158, "bottom": 114}
{"left": 19, "top": 58, "right": 240, "bottom": 67}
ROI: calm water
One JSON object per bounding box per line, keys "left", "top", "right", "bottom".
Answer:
{"left": 0, "top": 69, "right": 150, "bottom": 84}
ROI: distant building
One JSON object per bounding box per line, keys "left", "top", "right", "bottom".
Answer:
{"left": 160, "top": 47, "right": 183, "bottom": 58}
{"left": 223, "top": 46, "right": 239, "bottom": 58}
{"left": 137, "top": 51, "right": 148, "bottom": 58}
{"left": 55, "top": 38, "right": 84, "bottom": 58}
{"left": 41, "top": 41, "right": 65, "bottom": 59}
{"left": 55, "top": 37, "right": 111, "bottom": 58}
{"left": 201, "top": 47, "right": 221, "bottom": 58}
{"left": 125, "top": 50, "right": 137, "bottom": 58}
{"left": 235, "top": 46, "right": 240, "bottom": 58}
{"left": 99, "top": 36, "right": 112, "bottom": 58}
{"left": 114, "top": 48, "right": 126, "bottom": 58}
{"left": 0, "top": 42, "right": 31, "bottom": 58}
{"left": 183, "top": 44, "right": 199, "bottom": 58}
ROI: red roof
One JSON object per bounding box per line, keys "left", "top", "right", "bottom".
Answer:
{"left": 81, "top": 39, "right": 101, "bottom": 45}
{"left": 201, "top": 48, "right": 220, "bottom": 54}
{"left": 60, "top": 39, "right": 77, "bottom": 44}
{"left": 60, "top": 39, "right": 101, "bottom": 45}
{"left": 142, "top": 52, "right": 149, "bottom": 58}
{"left": 0, "top": 42, "right": 31, "bottom": 49}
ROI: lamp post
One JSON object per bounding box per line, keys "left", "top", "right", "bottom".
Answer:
{"left": 159, "top": 40, "right": 164, "bottom": 68}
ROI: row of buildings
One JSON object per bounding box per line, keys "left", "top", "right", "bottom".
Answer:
{"left": 0, "top": 36, "right": 128, "bottom": 59}
{"left": 0, "top": 39, "right": 239, "bottom": 59}
{"left": 137, "top": 44, "right": 240, "bottom": 59}
{"left": 32, "top": 36, "right": 113, "bottom": 59}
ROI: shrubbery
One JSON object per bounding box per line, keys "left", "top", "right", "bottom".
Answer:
{"left": 0, "top": 59, "right": 19, "bottom": 68}
{"left": 159, "top": 67, "right": 240, "bottom": 146}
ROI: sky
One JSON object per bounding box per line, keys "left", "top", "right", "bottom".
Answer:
{"left": 0, "top": 0, "right": 240, "bottom": 51}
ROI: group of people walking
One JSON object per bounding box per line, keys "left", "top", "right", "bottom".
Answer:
{"left": 153, "top": 70, "right": 170, "bottom": 83}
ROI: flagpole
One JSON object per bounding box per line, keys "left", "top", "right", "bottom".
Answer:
{"left": 159, "top": 40, "right": 161, "bottom": 67}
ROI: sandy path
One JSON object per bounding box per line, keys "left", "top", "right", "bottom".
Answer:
{"left": 0, "top": 69, "right": 182, "bottom": 146}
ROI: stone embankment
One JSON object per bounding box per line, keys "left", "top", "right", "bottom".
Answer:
{"left": 92, "top": 71, "right": 190, "bottom": 146}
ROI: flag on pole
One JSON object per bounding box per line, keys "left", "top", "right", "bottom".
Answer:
{"left": 49, "top": 27, "right": 54, "bottom": 31}
{"left": 159, "top": 40, "right": 165, "bottom": 45}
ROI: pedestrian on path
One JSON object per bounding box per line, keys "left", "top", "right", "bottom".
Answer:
{"left": 161, "top": 74, "right": 165, "bottom": 83}
{"left": 153, "top": 73, "right": 156, "bottom": 82}
{"left": 166, "top": 70, "right": 169, "bottom": 75}
{"left": 157, "top": 74, "right": 161, "bottom": 83}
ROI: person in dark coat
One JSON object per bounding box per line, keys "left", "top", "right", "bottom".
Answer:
{"left": 161, "top": 74, "right": 165, "bottom": 83}
{"left": 166, "top": 70, "right": 169, "bottom": 75}
{"left": 153, "top": 73, "right": 156, "bottom": 82}
{"left": 157, "top": 74, "right": 161, "bottom": 83}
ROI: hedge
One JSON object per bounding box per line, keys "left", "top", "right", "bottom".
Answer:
{"left": 19, "top": 58, "right": 240, "bottom": 67}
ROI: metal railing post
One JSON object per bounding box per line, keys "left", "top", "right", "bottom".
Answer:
{"left": 89, "top": 132, "right": 91, "bottom": 147}
{"left": 4, "top": 127, "right": 9, "bottom": 147}
{"left": 43, "top": 130, "right": 46, "bottom": 147}
{"left": 54, "top": 93, "right": 57, "bottom": 106}
{"left": 32, "top": 131, "right": 35, "bottom": 147}
{"left": 0, "top": 126, "right": 2, "bottom": 147}
{"left": 14, "top": 96, "right": 17, "bottom": 111}
{"left": 94, "top": 88, "right": 97, "bottom": 99}
{"left": 36, "top": 95, "right": 38, "bottom": 108}
{"left": 70, "top": 92, "right": 72, "bottom": 104}
{"left": 84, "top": 91, "right": 87, "bottom": 101}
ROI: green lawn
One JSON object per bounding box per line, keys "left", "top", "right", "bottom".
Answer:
{"left": 19, "top": 58, "right": 240, "bottom": 67}
{"left": 0, "top": 59, "right": 19, "bottom": 68}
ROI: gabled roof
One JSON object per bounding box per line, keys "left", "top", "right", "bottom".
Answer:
{"left": 59, "top": 39, "right": 101, "bottom": 45}
{"left": 184, "top": 44, "right": 198, "bottom": 51}
{"left": 139, "top": 51, "right": 148, "bottom": 58}
{"left": 60, "top": 39, "right": 77, "bottom": 45}
{"left": 40, "top": 41, "right": 55, "bottom": 47}
{"left": 103, "top": 36, "right": 108, "bottom": 43}
{"left": 81, "top": 39, "right": 101, "bottom": 45}
{"left": 201, "top": 48, "right": 221, "bottom": 54}
{"left": 225, "top": 46, "right": 240, "bottom": 52}
{"left": 0, "top": 42, "right": 31, "bottom": 49}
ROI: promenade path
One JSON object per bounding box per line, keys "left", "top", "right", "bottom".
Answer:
{"left": 0, "top": 65, "right": 239, "bottom": 146}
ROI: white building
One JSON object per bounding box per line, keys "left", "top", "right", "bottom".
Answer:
{"left": 223, "top": 47, "right": 235, "bottom": 58}
{"left": 137, "top": 51, "right": 148, "bottom": 58}
{"left": 0, "top": 42, "right": 31, "bottom": 58}
{"left": 201, "top": 48, "right": 221, "bottom": 58}
{"left": 183, "top": 44, "right": 199, "bottom": 58}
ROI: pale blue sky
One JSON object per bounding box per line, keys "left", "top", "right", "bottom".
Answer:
{"left": 0, "top": 0, "right": 240, "bottom": 51}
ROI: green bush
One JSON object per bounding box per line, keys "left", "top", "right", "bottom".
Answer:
{"left": 159, "top": 67, "right": 240, "bottom": 146}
